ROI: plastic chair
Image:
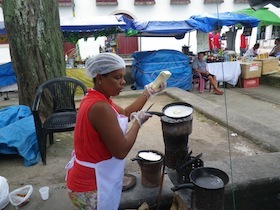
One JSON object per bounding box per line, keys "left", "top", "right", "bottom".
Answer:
{"left": 192, "top": 72, "right": 212, "bottom": 93}
{"left": 192, "top": 72, "right": 205, "bottom": 93}
{"left": 32, "top": 76, "right": 87, "bottom": 165}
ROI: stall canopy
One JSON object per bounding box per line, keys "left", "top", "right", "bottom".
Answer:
{"left": 1, "top": 16, "right": 126, "bottom": 35}
{"left": 235, "top": 7, "right": 280, "bottom": 26}
{"left": 0, "top": 16, "right": 127, "bottom": 44}
{"left": 118, "top": 15, "right": 195, "bottom": 39}
{"left": 60, "top": 15, "right": 127, "bottom": 43}
{"left": 187, "top": 12, "right": 260, "bottom": 33}
{"left": 60, "top": 15, "right": 126, "bottom": 32}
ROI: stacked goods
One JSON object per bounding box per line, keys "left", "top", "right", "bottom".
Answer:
{"left": 240, "top": 61, "right": 262, "bottom": 79}
{"left": 253, "top": 56, "right": 279, "bottom": 75}
{"left": 241, "top": 78, "right": 259, "bottom": 88}
{"left": 239, "top": 61, "right": 262, "bottom": 88}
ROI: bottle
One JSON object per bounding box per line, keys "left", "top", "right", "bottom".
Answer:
{"left": 151, "top": 70, "right": 172, "bottom": 90}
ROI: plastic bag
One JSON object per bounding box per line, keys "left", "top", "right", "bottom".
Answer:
{"left": 0, "top": 176, "right": 9, "bottom": 209}
{"left": 9, "top": 185, "right": 33, "bottom": 208}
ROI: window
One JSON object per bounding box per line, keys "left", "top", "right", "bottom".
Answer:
{"left": 272, "top": 26, "right": 280, "bottom": 38}
{"left": 134, "top": 0, "right": 156, "bottom": 5}
{"left": 96, "top": 0, "right": 118, "bottom": 6}
{"left": 58, "top": 0, "right": 73, "bottom": 6}
{"left": 234, "top": 0, "right": 248, "bottom": 3}
{"left": 204, "top": 0, "right": 224, "bottom": 3}
{"left": 170, "top": 0, "right": 190, "bottom": 5}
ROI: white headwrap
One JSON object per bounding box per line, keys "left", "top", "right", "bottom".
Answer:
{"left": 85, "top": 53, "right": 126, "bottom": 78}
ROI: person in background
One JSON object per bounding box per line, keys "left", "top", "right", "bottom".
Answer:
{"left": 243, "top": 43, "right": 260, "bottom": 58}
{"left": 269, "top": 38, "right": 280, "bottom": 57}
{"left": 213, "top": 31, "right": 221, "bottom": 53}
{"left": 240, "top": 33, "right": 248, "bottom": 56}
{"left": 65, "top": 53, "right": 165, "bottom": 210}
{"left": 208, "top": 32, "right": 214, "bottom": 51}
{"left": 192, "top": 52, "right": 223, "bottom": 95}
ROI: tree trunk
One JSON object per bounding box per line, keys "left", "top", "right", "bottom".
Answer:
{"left": 2, "top": 0, "right": 65, "bottom": 108}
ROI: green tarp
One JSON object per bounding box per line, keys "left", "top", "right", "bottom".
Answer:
{"left": 235, "top": 7, "right": 280, "bottom": 26}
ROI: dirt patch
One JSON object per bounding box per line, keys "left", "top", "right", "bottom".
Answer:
{"left": 0, "top": 94, "right": 268, "bottom": 188}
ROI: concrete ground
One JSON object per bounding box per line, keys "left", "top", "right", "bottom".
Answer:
{"left": 1, "top": 82, "right": 280, "bottom": 209}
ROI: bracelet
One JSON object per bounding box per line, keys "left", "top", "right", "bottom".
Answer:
{"left": 142, "top": 92, "right": 150, "bottom": 100}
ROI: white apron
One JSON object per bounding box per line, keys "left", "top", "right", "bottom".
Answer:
{"left": 66, "top": 110, "right": 128, "bottom": 210}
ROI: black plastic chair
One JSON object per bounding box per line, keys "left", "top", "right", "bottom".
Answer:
{"left": 32, "top": 76, "right": 87, "bottom": 165}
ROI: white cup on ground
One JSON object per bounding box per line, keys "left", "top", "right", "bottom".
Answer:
{"left": 39, "top": 186, "right": 49, "bottom": 200}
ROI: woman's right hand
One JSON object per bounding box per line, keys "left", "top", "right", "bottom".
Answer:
{"left": 145, "top": 82, "right": 166, "bottom": 97}
{"left": 130, "top": 110, "right": 152, "bottom": 127}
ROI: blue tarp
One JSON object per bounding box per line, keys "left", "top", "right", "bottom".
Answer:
{"left": 118, "top": 15, "right": 194, "bottom": 39}
{"left": 187, "top": 12, "right": 260, "bottom": 33}
{"left": 0, "top": 21, "right": 6, "bottom": 34}
{"left": 0, "top": 62, "right": 17, "bottom": 87}
{"left": 0, "top": 105, "right": 40, "bottom": 166}
{"left": 2, "top": 13, "right": 259, "bottom": 38}
{"left": 132, "top": 49, "right": 192, "bottom": 91}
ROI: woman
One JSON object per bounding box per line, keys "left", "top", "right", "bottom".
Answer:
{"left": 65, "top": 53, "right": 165, "bottom": 210}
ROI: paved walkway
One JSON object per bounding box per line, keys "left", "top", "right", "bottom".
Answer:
{"left": 185, "top": 84, "right": 280, "bottom": 152}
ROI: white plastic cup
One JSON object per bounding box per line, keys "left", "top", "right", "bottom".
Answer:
{"left": 39, "top": 186, "right": 49, "bottom": 200}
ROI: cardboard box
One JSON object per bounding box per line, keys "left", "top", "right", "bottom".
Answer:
{"left": 240, "top": 61, "right": 262, "bottom": 79}
{"left": 241, "top": 78, "right": 259, "bottom": 88}
{"left": 253, "top": 57, "right": 279, "bottom": 75}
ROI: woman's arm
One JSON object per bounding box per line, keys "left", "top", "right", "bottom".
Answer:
{"left": 88, "top": 101, "right": 142, "bottom": 159}
{"left": 114, "top": 88, "right": 150, "bottom": 118}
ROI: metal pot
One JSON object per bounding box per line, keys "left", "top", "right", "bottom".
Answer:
{"left": 131, "top": 150, "right": 164, "bottom": 162}
{"left": 171, "top": 167, "right": 229, "bottom": 210}
{"left": 131, "top": 150, "right": 164, "bottom": 188}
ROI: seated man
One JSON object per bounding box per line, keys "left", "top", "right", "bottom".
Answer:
{"left": 269, "top": 38, "right": 280, "bottom": 57}
{"left": 243, "top": 43, "right": 259, "bottom": 58}
{"left": 192, "top": 52, "right": 223, "bottom": 95}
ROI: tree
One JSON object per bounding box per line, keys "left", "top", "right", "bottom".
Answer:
{"left": 2, "top": 0, "right": 65, "bottom": 107}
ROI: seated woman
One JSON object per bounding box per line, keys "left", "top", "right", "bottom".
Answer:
{"left": 192, "top": 52, "right": 223, "bottom": 95}
{"left": 269, "top": 38, "right": 280, "bottom": 57}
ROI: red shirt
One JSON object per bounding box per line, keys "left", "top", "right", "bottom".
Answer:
{"left": 67, "top": 89, "right": 116, "bottom": 192}
{"left": 213, "top": 34, "right": 221, "bottom": 49}
{"left": 240, "top": 34, "right": 247, "bottom": 49}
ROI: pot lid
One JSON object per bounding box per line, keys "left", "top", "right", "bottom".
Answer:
{"left": 138, "top": 151, "right": 162, "bottom": 161}
{"left": 164, "top": 105, "right": 193, "bottom": 118}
